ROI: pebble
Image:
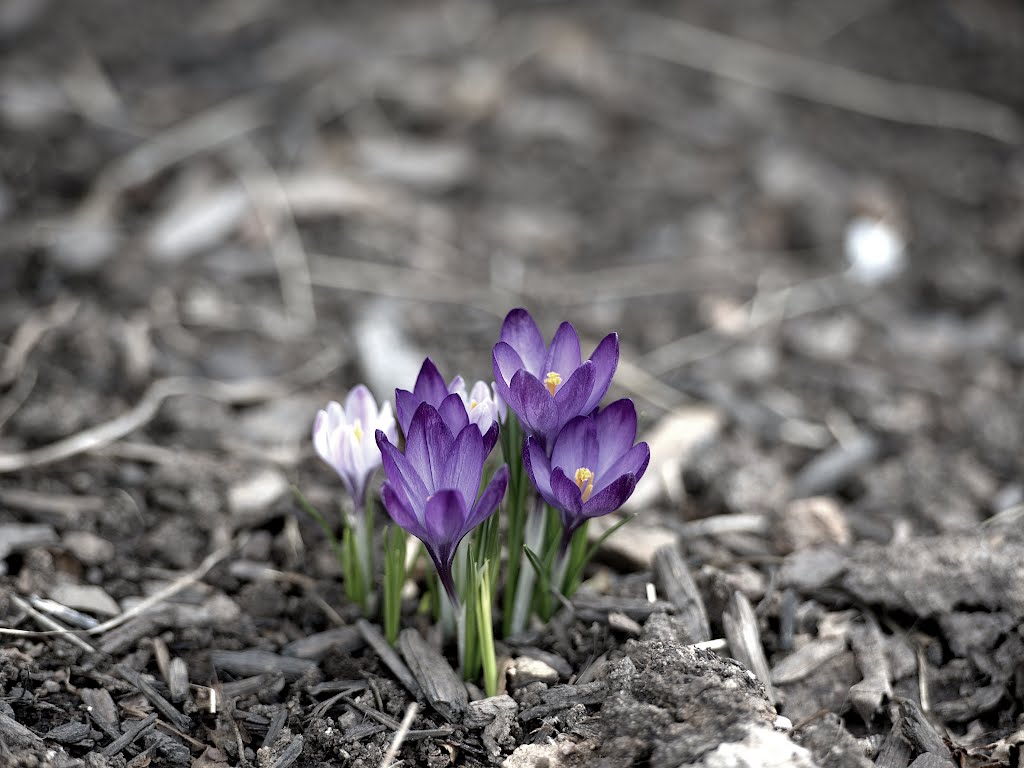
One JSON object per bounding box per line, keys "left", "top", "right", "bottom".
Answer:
{"left": 228, "top": 468, "right": 289, "bottom": 526}
{"left": 507, "top": 658, "right": 559, "bottom": 690}
{"left": 776, "top": 497, "right": 852, "bottom": 553}
{"left": 62, "top": 531, "right": 115, "bottom": 566}
{"left": 49, "top": 582, "right": 121, "bottom": 618}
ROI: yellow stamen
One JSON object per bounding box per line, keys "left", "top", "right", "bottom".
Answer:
{"left": 574, "top": 467, "right": 594, "bottom": 503}
{"left": 544, "top": 371, "right": 562, "bottom": 396}
{"left": 351, "top": 419, "right": 363, "bottom": 443}
{"left": 469, "top": 400, "right": 479, "bottom": 410}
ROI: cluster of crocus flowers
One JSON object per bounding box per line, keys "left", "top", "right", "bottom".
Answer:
{"left": 306, "top": 307, "right": 648, "bottom": 684}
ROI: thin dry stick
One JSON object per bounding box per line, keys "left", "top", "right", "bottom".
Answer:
{"left": 0, "top": 298, "right": 80, "bottom": 386}
{"left": 640, "top": 272, "right": 862, "bottom": 375}
{"left": 8, "top": 595, "right": 96, "bottom": 653}
{"left": 227, "top": 140, "right": 317, "bottom": 334}
{"left": 0, "top": 347, "right": 342, "bottom": 474}
{"left": 87, "top": 538, "right": 238, "bottom": 636}
{"left": 623, "top": 12, "right": 1023, "bottom": 144}
{"left": 379, "top": 702, "right": 418, "bottom": 768}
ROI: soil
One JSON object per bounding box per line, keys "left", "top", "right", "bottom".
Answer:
{"left": 1, "top": 1, "right": 1023, "bottom": 766}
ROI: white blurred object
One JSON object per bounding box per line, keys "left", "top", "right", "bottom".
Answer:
{"left": 354, "top": 301, "right": 424, "bottom": 399}
{"left": 844, "top": 216, "right": 906, "bottom": 285}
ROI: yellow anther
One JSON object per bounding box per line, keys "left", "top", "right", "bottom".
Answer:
{"left": 351, "top": 419, "right": 363, "bottom": 443}
{"left": 469, "top": 400, "right": 479, "bottom": 410}
{"left": 574, "top": 467, "right": 594, "bottom": 503}
{"left": 544, "top": 371, "right": 562, "bottom": 396}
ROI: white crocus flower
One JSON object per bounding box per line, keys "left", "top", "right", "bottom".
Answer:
{"left": 313, "top": 385, "right": 396, "bottom": 509}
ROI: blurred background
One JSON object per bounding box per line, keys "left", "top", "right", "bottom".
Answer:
{"left": 0, "top": 0, "right": 1022, "bottom": 535}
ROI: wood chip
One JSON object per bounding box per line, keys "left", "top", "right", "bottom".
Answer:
{"left": 101, "top": 713, "right": 159, "bottom": 757}
{"left": 80, "top": 687, "right": 119, "bottom": 728}
{"left": 0, "top": 522, "right": 57, "bottom": 559}
{"left": 357, "top": 619, "right": 420, "bottom": 698}
{"left": 872, "top": 716, "right": 911, "bottom": 768}
{"left": 654, "top": 545, "right": 711, "bottom": 643}
{"left": 116, "top": 665, "right": 191, "bottom": 732}
{"left": 518, "top": 681, "right": 607, "bottom": 721}
{"left": 897, "top": 698, "right": 952, "bottom": 761}
{"left": 282, "top": 625, "right": 364, "bottom": 660}
{"left": 465, "top": 695, "right": 518, "bottom": 728}
{"left": 848, "top": 618, "right": 892, "bottom": 721}
{"left": 791, "top": 433, "right": 881, "bottom": 499}
{"left": 398, "top": 627, "right": 467, "bottom": 722}
{"left": 0, "top": 712, "right": 44, "bottom": 749}
{"left": 770, "top": 638, "right": 847, "bottom": 685}
{"left": 43, "top": 720, "right": 92, "bottom": 745}
{"left": 722, "top": 591, "right": 776, "bottom": 704}
{"left": 168, "top": 657, "right": 190, "bottom": 703}
{"left": 572, "top": 593, "right": 676, "bottom": 621}
{"left": 209, "top": 649, "right": 317, "bottom": 682}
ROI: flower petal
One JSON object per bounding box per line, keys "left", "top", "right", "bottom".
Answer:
{"left": 595, "top": 442, "right": 650, "bottom": 494}
{"left": 467, "top": 464, "right": 509, "bottom": 529}
{"left": 581, "top": 473, "right": 637, "bottom": 518}
{"left": 594, "top": 399, "right": 638, "bottom": 475}
{"left": 510, "top": 369, "right": 557, "bottom": 437}
{"left": 376, "top": 429, "right": 429, "bottom": 517}
{"left": 423, "top": 489, "right": 468, "bottom": 567}
{"left": 582, "top": 333, "right": 619, "bottom": 414}
{"left": 382, "top": 483, "right": 428, "bottom": 541}
{"left": 553, "top": 360, "right": 595, "bottom": 428}
{"left": 480, "top": 421, "right": 499, "bottom": 457}
{"left": 406, "top": 403, "right": 454, "bottom": 491}
{"left": 492, "top": 342, "right": 526, "bottom": 404}
{"left": 544, "top": 322, "right": 582, "bottom": 379}
{"left": 438, "top": 392, "right": 470, "bottom": 436}
{"left": 550, "top": 416, "right": 598, "bottom": 479}
{"left": 550, "top": 467, "right": 584, "bottom": 518}
{"left": 523, "top": 436, "right": 554, "bottom": 503}
{"left": 443, "top": 423, "right": 485, "bottom": 510}
{"left": 500, "top": 308, "right": 546, "bottom": 376}
{"left": 414, "top": 358, "right": 449, "bottom": 406}
{"left": 344, "top": 385, "right": 376, "bottom": 432}
{"left": 394, "top": 388, "right": 420, "bottom": 437}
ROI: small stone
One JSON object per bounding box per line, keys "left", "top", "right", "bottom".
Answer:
{"left": 776, "top": 497, "right": 852, "bottom": 553}
{"left": 62, "top": 531, "right": 115, "bottom": 566}
{"left": 49, "top": 582, "right": 121, "bottom": 617}
{"left": 228, "top": 468, "right": 289, "bottom": 526}
{"left": 507, "top": 658, "right": 559, "bottom": 690}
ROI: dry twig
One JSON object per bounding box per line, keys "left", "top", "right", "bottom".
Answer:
{"left": 379, "top": 702, "right": 418, "bottom": 768}
{"left": 623, "top": 11, "right": 1023, "bottom": 144}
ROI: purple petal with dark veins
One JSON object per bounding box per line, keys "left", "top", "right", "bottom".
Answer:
{"left": 544, "top": 322, "right": 582, "bottom": 379}
{"left": 581, "top": 473, "right": 637, "bottom": 519}
{"left": 414, "top": 358, "right": 449, "bottom": 406}
{"left": 510, "top": 368, "right": 557, "bottom": 437}
{"left": 523, "top": 436, "right": 554, "bottom": 502}
{"left": 405, "top": 404, "right": 454, "bottom": 492}
{"left": 550, "top": 467, "right": 584, "bottom": 518}
{"left": 594, "top": 399, "right": 638, "bottom": 475}
{"left": 492, "top": 342, "right": 526, "bottom": 404}
{"left": 480, "top": 421, "right": 499, "bottom": 458}
{"left": 553, "top": 360, "right": 595, "bottom": 428}
{"left": 550, "top": 416, "right": 598, "bottom": 479}
{"left": 500, "top": 308, "right": 546, "bottom": 376}
{"left": 438, "top": 392, "right": 470, "bottom": 436}
{"left": 443, "top": 424, "right": 485, "bottom": 511}
{"left": 382, "top": 483, "right": 428, "bottom": 539}
{"left": 395, "top": 388, "right": 421, "bottom": 437}
{"left": 376, "top": 430, "right": 429, "bottom": 516}
{"left": 581, "top": 333, "right": 619, "bottom": 414}
{"left": 467, "top": 464, "right": 508, "bottom": 530}
{"left": 595, "top": 442, "right": 649, "bottom": 494}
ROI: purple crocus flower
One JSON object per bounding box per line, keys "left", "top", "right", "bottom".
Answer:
{"left": 523, "top": 399, "right": 649, "bottom": 544}
{"left": 396, "top": 359, "right": 499, "bottom": 457}
{"left": 492, "top": 308, "right": 618, "bottom": 448}
{"left": 313, "top": 385, "right": 397, "bottom": 508}
{"left": 377, "top": 402, "right": 509, "bottom": 602}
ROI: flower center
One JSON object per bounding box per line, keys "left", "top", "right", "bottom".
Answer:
{"left": 350, "top": 419, "right": 363, "bottom": 443}
{"left": 469, "top": 399, "right": 479, "bottom": 410}
{"left": 574, "top": 467, "right": 594, "bottom": 502}
{"left": 544, "top": 371, "right": 562, "bottom": 396}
